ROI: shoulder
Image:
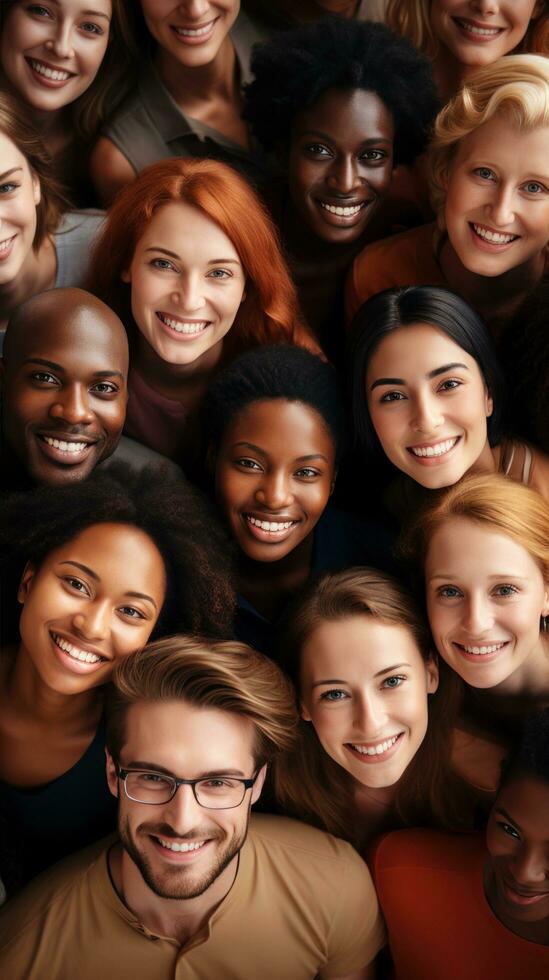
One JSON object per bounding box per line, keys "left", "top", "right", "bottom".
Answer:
{"left": 346, "top": 223, "right": 436, "bottom": 321}
{"left": 249, "top": 813, "right": 372, "bottom": 883}
{"left": 370, "top": 828, "right": 483, "bottom": 883}
{"left": 103, "top": 437, "right": 184, "bottom": 480}
{"left": 89, "top": 136, "right": 137, "bottom": 208}
{"left": 55, "top": 209, "right": 105, "bottom": 241}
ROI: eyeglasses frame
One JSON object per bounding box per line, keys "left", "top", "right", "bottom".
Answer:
{"left": 116, "top": 765, "right": 259, "bottom": 810}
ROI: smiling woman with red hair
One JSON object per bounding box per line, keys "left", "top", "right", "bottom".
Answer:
{"left": 88, "top": 157, "right": 316, "bottom": 464}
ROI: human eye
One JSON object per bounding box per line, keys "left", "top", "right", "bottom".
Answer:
{"left": 90, "top": 381, "right": 118, "bottom": 396}
{"left": 305, "top": 143, "right": 332, "bottom": 158}
{"left": 118, "top": 605, "right": 146, "bottom": 620}
{"left": 497, "top": 820, "right": 521, "bottom": 841}
{"left": 522, "top": 180, "right": 547, "bottom": 195}
{"left": 150, "top": 257, "right": 176, "bottom": 272}
{"left": 138, "top": 771, "right": 169, "bottom": 785}
{"left": 30, "top": 371, "right": 59, "bottom": 385}
{"left": 63, "top": 575, "right": 90, "bottom": 596}
{"left": 492, "top": 584, "right": 519, "bottom": 598}
{"left": 382, "top": 675, "right": 406, "bottom": 690}
{"left": 437, "top": 585, "right": 463, "bottom": 599}
{"left": 80, "top": 20, "right": 105, "bottom": 36}
{"left": 207, "top": 268, "right": 232, "bottom": 279}
{"left": 379, "top": 390, "right": 406, "bottom": 403}
{"left": 202, "top": 777, "right": 237, "bottom": 789}
{"left": 473, "top": 167, "right": 496, "bottom": 181}
{"left": 360, "top": 149, "right": 387, "bottom": 163}
{"left": 26, "top": 4, "right": 53, "bottom": 18}
{"left": 438, "top": 378, "right": 462, "bottom": 392}
{"left": 295, "top": 466, "right": 321, "bottom": 479}
{"left": 0, "top": 181, "right": 20, "bottom": 194}
{"left": 234, "top": 457, "right": 262, "bottom": 471}
{"left": 320, "top": 689, "right": 349, "bottom": 702}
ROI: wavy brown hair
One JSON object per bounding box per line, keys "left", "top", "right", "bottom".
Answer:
{"left": 274, "top": 566, "right": 470, "bottom": 843}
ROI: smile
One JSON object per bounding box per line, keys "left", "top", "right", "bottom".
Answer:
{"left": 454, "top": 640, "right": 509, "bottom": 663}
{"left": 502, "top": 877, "right": 549, "bottom": 905}
{"left": 408, "top": 437, "right": 458, "bottom": 458}
{"left": 156, "top": 312, "right": 209, "bottom": 335}
{"left": 156, "top": 837, "right": 206, "bottom": 852}
{"left": 41, "top": 435, "right": 91, "bottom": 454}
{"left": 25, "top": 57, "right": 75, "bottom": 83}
{"left": 0, "top": 235, "right": 16, "bottom": 258}
{"left": 349, "top": 734, "right": 402, "bottom": 756}
{"left": 472, "top": 224, "right": 518, "bottom": 245}
{"left": 51, "top": 632, "right": 106, "bottom": 666}
{"left": 319, "top": 201, "right": 365, "bottom": 217}
{"left": 246, "top": 515, "right": 297, "bottom": 533}
{"left": 461, "top": 642, "right": 507, "bottom": 655}
{"left": 173, "top": 19, "right": 217, "bottom": 38}
{"left": 453, "top": 18, "right": 503, "bottom": 38}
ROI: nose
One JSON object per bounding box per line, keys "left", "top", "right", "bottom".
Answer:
{"left": 352, "top": 690, "right": 388, "bottom": 738}
{"left": 45, "top": 21, "right": 75, "bottom": 60}
{"left": 488, "top": 183, "right": 516, "bottom": 228}
{"left": 326, "top": 155, "right": 361, "bottom": 195}
{"left": 49, "top": 385, "right": 94, "bottom": 426}
{"left": 462, "top": 593, "right": 495, "bottom": 636}
{"left": 172, "top": 273, "right": 206, "bottom": 313}
{"left": 72, "top": 600, "right": 111, "bottom": 642}
{"left": 410, "top": 392, "right": 444, "bottom": 435}
{"left": 178, "top": 0, "right": 211, "bottom": 20}
{"left": 509, "top": 846, "right": 548, "bottom": 889}
{"left": 254, "top": 469, "right": 293, "bottom": 510}
{"left": 164, "top": 782, "right": 204, "bottom": 836}
{"left": 470, "top": 0, "right": 499, "bottom": 15}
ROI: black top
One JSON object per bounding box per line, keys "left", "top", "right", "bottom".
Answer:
{"left": 0, "top": 716, "right": 117, "bottom": 893}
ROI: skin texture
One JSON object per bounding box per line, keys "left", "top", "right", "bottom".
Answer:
{"left": 106, "top": 699, "right": 265, "bottom": 922}
{"left": 426, "top": 517, "right": 549, "bottom": 692}
{"left": 288, "top": 88, "right": 395, "bottom": 245}
{"left": 485, "top": 775, "right": 549, "bottom": 944}
{"left": 366, "top": 322, "right": 494, "bottom": 489}
{"left": 17, "top": 522, "right": 167, "bottom": 696}
{"left": 1, "top": 287, "right": 129, "bottom": 485}
{"left": 122, "top": 200, "right": 246, "bottom": 371}
{"left": 444, "top": 115, "right": 549, "bottom": 280}
{"left": 140, "top": 0, "right": 239, "bottom": 69}
{"left": 215, "top": 398, "right": 336, "bottom": 564}
{"left": 0, "top": 131, "right": 41, "bottom": 286}
{"left": 431, "top": 0, "right": 541, "bottom": 69}
{"left": 300, "top": 615, "right": 438, "bottom": 790}
{"left": 1, "top": 0, "right": 112, "bottom": 112}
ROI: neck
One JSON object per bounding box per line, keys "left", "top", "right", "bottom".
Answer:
{"left": 134, "top": 332, "right": 224, "bottom": 396}
{"left": 111, "top": 843, "right": 239, "bottom": 945}
{"left": 238, "top": 532, "right": 314, "bottom": 612}
{"left": 154, "top": 36, "right": 237, "bottom": 107}
{"left": 0, "top": 237, "right": 57, "bottom": 329}
{"left": 6, "top": 642, "right": 101, "bottom": 730}
{"left": 438, "top": 239, "right": 544, "bottom": 319}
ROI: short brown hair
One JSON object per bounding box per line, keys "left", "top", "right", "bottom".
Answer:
{"left": 106, "top": 635, "right": 298, "bottom": 767}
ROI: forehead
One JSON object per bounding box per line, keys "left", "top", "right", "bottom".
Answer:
{"left": 426, "top": 517, "right": 543, "bottom": 579}
{"left": 222, "top": 398, "right": 335, "bottom": 459}
{"left": 121, "top": 700, "right": 257, "bottom": 774}
{"left": 135, "top": 201, "right": 241, "bottom": 262}
{"left": 0, "top": 131, "right": 31, "bottom": 171}
{"left": 301, "top": 615, "right": 424, "bottom": 682}
{"left": 367, "top": 322, "right": 478, "bottom": 379}
{"left": 452, "top": 115, "right": 549, "bottom": 171}
{"left": 45, "top": 521, "right": 165, "bottom": 578}
{"left": 292, "top": 88, "right": 394, "bottom": 144}
{"left": 9, "top": 305, "right": 128, "bottom": 375}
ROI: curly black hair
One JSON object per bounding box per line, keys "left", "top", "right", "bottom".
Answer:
{"left": 500, "top": 709, "right": 549, "bottom": 788}
{"left": 204, "top": 344, "right": 345, "bottom": 459}
{"left": 0, "top": 464, "right": 236, "bottom": 644}
{"left": 500, "top": 282, "right": 549, "bottom": 453}
{"left": 243, "top": 18, "right": 439, "bottom": 166}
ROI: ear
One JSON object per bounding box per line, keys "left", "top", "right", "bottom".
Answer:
{"left": 105, "top": 748, "right": 120, "bottom": 798}
{"left": 541, "top": 584, "right": 549, "bottom": 619}
{"left": 485, "top": 388, "right": 494, "bottom": 419}
{"left": 425, "top": 655, "right": 439, "bottom": 695}
{"left": 300, "top": 700, "right": 312, "bottom": 723}
{"left": 121, "top": 269, "right": 131, "bottom": 283}
{"left": 31, "top": 168, "right": 41, "bottom": 207}
{"left": 17, "top": 562, "right": 35, "bottom": 604}
{"left": 251, "top": 763, "right": 268, "bottom": 805}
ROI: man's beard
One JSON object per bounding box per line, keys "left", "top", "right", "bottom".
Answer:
{"left": 119, "top": 814, "right": 249, "bottom": 900}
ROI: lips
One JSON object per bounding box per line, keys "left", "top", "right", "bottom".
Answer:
{"left": 345, "top": 732, "right": 404, "bottom": 764}
{"left": 243, "top": 512, "right": 300, "bottom": 543}
{"left": 35, "top": 431, "right": 99, "bottom": 466}
{"left": 453, "top": 640, "right": 509, "bottom": 664}
{"left": 0, "top": 234, "right": 17, "bottom": 260}
{"left": 156, "top": 311, "right": 210, "bottom": 338}
{"left": 50, "top": 630, "right": 109, "bottom": 675}
{"left": 170, "top": 17, "right": 218, "bottom": 44}
{"left": 25, "top": 56, "right": 76, "bottom": 87}
{"left": 452, "top": 17, "right": 504, "bottom": 41}
{"left": 315, "top": 198, "right": 371, "bottom": 226}
{"left": 501, "top": 876, "right": 549, "bottom": 906}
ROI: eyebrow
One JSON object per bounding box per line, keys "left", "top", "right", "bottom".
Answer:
{"left": 22, "top": 358, "right": 124, "bottom": 379}
{"left": 370, "top": 363, "right": 469, "bottom": 391}
{"left": 231, "top": 441, "right": 329, "bottom": 463}
{"left": 429, "top": 574, "right": 530, "bottom": 582}
{"left": 0, "top": 166, "right": 23, "bottom": 181}
{"left": 145, "top": 246, "right": 241, "bottom": 266}
{"left": 300, "top": 129, "right": 392, "bottom": 146}
{"left": 494, "top": 806, "right": 521, "bottom": 830}
{"left": 312, "top": 665, "right": 410, "bottom": 688}
{"left": 124, "top": 762, "right": 247, "bottom": 778}
{"left": 50, "top": 0, "right": 111, "bottom": 19}
{"left": 58, "top": 562, "right": 157, "bottom": 608}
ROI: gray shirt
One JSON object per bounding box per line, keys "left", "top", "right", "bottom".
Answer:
{"left": 54, "top": 210, "right": 105, "bottom": 288}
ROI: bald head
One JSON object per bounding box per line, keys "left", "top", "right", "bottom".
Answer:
{"left": 2, "top": 288, "right": 129, "bottom": 486}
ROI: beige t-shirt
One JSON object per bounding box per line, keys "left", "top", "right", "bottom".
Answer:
{"left": 0, "top": 814, "right": 385, "bottom": 980}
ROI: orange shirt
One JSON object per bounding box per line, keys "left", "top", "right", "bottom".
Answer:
{"left": 370, "top": 829, "right": 549, "bottom": 979}
{"left": 345, "top": 223, "right": 442, "bottom": 323}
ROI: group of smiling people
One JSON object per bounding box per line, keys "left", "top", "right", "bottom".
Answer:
{"left": 1, "top": 1, "right": 549, "bottom": 978}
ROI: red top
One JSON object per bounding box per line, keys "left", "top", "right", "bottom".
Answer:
{"left": 370, "top": 829, "right": 549, "bottom": 979}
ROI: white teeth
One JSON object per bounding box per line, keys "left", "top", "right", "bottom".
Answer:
{"left": 159, "top": 313, "right": 208, "bottom": 334}
{"left": 247, "top": 516, "right": 295, "bottom": 532}
{"left": 158, "top": 838, "right": 206, "bottom": 852}
{"left": 410, "top": 438, "right": 457, "bottom": 458}
{"left": 350, "top": 735, "right": 400, "bottom": 756}
{"left": 174, "top": 22, "right": 214, "bottom": 37}
{"left": 0, "top": 236, "right": 15, "bottom": 254}
{"left": 462, "top": 642, "right": 505, "bottom": 655}
{"left": 456, "top": 19, "right": 501, "bottom": 37}
{"left": 43, "top": 436, "right": 88, "bottom": 453}
{"left": 320, "top": 202, "right": 364, "bottom": 217}
{"left": 53, "top": 633, "right": 102, "bottom": 664}
{"left": 30, "top": 59, "right": 71, "bottom": 81}
{"left": 473, "top": 224, "right": 517, "bottom": 244}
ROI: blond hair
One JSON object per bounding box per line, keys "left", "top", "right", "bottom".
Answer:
{"left": 274, "top": 567, "right": 468, "bottom": 842}
{"left": 106, "top": 635, "right": 298, "bottom": 767}
{"left": 404, "top": 472, "right": 549, "bottom": 579}
{"left": 429, "top": 54, "right": 549, "bottom": 229}
{"left": 387, "top": 0, "right": 549, "bottom": 59}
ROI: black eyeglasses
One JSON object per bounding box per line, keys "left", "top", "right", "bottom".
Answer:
{"left": 116, "top": 766, "right": 259, "bottom": 810}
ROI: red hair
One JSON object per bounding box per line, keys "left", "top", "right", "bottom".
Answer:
{"left": 88, "top": 158, "right": 314, "bottom": 354}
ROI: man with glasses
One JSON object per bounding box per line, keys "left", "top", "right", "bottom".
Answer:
{"left": 0, "top": 636, "right": 385, "bottom": 979}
